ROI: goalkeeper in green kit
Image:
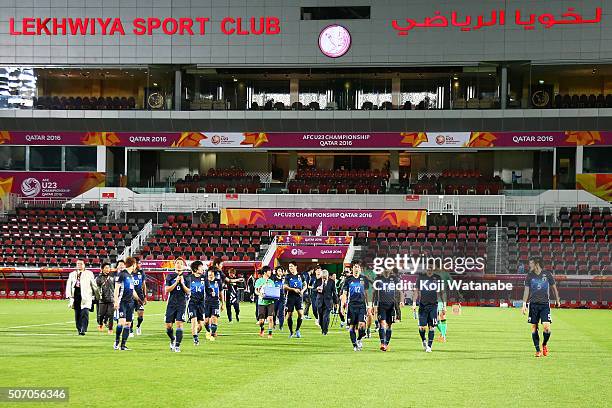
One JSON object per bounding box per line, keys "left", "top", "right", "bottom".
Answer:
{"left": 436, "top": 268, "right": 452, "bottom": 342}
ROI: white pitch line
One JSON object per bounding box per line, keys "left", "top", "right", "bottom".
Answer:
{"left": 0, "top": 313, "right": 164, "bottom": 330}
{"left": 0, "top": 321, "right": 74, "bottom": 330}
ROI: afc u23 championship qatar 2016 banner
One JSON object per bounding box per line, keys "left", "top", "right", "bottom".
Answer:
{"left": 221, "top": 209, "right": 427, "bottom": 232}
{"left": 0, "top": 171, "right": 105, "bottom": 201}
{"left": 0, "top": 131, "right": 610, "bottom": 149}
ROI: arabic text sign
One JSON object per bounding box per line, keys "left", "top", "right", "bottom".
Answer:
{"left": 392, "top": 7, "right": 603, "bottom": 36}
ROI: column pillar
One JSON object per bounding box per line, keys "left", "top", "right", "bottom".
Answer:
{"left": 501, "top": 66, "right": 508, "bottom": 109}
{"left": 174, "top": 69, "right": 182, "bottom": 111}
{"left": 290, "top": 78, "right": 299, "bottom": 107}
{"left": 389, "top": 150, "right": 400, "bottom": 183}
{"left": 392, "top": 76, "right": 401, "bottom": 108}
{"left": 289, "top": 151, "right": 298, "bottom": 178}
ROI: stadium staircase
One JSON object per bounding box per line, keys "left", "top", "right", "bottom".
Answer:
{"left": 486, "top": 226, "right": 509, "bottom": 274}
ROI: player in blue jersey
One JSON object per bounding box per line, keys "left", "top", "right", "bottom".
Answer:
{"left": 412, "top": 267, "right": 445, "bottom": 353}
{"left": 204, "top": 267, "right": 225, "bottom": 341}
{"left": 164, "top": 257, "right": 191, "bottom": 353}
{"left": 341, "top": 261, "right": 371, "bottom": 351}
{"left": 373, "top": 268, "right": 403, "bottom": 351}
{"left": 113, "top": 257, "right": 138, "bottom": 351}
{"left": 284, "top": 261, "right": 307, "bottom": 338}
{"left": 129, "top": 260, "right": 147, "bottom": 337}
{"left": 272, "top": 266, "right": 286, "bottom": 331}
{"left": 187, "top": 261, "right": 206, "bottom": 346}
{"left": 521, "top": 257, "right": 560, "bottom": 357}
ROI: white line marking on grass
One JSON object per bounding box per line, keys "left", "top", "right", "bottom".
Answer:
{"left": 0, "top": 321, "right": 74, "bottom": 330}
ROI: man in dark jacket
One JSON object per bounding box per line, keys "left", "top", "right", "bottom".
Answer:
{"left": 96, "top": 262, "right": 115, "bottom": 334}
{"left": 316, "top": 269, "right": 338, "bottom": 335}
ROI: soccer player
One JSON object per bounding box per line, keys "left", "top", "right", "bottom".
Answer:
{"left": 204, "top": 267, "right": 225, "bottom": 341}
{"left": 96, "top": 262, "right": 115, "bottom": 334}
{"left": 302, "top": 268, "right": 312, "bottom": 319}
{"left": 113, "top": 257, "right": 138, "bottom": 350}
{"left": 164, "top": 257, "right": 191, "bottom": 353}
{"left": 412, "top": 267, "right": 445, "bottom": 353}
{"left": 521, "top": 257, "right": 560, "bottom": 357}
{"left": 187, "top": 261, "right": 206, "bottom": 346}
{"left": 435, "top": 267, "right": 452, "bottom": 342}
{"left": 341, "top": 261, "right": 370, "bottom": 351}
{"left": 336, "top": 268, "right": 351, "bottom": 328}
{"left": 310, "top": 266, "right": 322, "bottom": 326}
{"left": 225, "top": 268, "right": 241, "bottom": 323}
{"left": 130, "top": 260, "right": 147, "bottom": 337}
{"left": 373, "top": 268, "right": 403, "bottom": 351}
{"left": 361, "top": 261, "right": 377, "bottom": 338}
{"left": 272, "top": 266, "right": 286, "bottom": 331}
{"left": 255, "top": 266, "right": 276, "bottom": 338}
{"left": 284, "top": 261, "right": 306, "bottom": 338}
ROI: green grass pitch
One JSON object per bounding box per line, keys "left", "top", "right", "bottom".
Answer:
{"left": 0, "top": 300, "right": 610, "bottom": 408}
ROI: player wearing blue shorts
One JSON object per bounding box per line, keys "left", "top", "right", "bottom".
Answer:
{"left": 373, "top": 268, "right": 403, "bottom": 352}
{"left": 113, "top": 257, "right": 138, "bottom": 351}
{"left": 164, "top": 258, "right": 191, "bottom": 353}
{"left": 130, "top": 261, "right": 147, "bottom": 337}
{"left": 188, "top": 261, "right": 206, "bottom": 346}
{"left": 341, "top": 261, "right": 371, "bottom": 351}
{"left": 204, "top": 268, "right": 224, "bottom": 341}
{"left": 521, "top": 257, "right": 560, "bottom": 357}
{"left": 272, "top": 266, "right": 286, "bottom": 331}
{"left": 284, "top": 261, "right": 306, "bottom": 338}
{"left": 412, "top": 268, "right": 445, "bottom": 353}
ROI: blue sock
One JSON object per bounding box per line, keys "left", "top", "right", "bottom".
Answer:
{"left": 427, "top": 329, "right": 435, "bottom": 347}
{"left": 205, "top": 324, "right": 210, "bottom": 333}
{"left": 166, "top": 327, "right": 174, "bottom": 342}
{"left": 115, "top": 325, "right": 123, "bottom": 343}
{"left": 176, "top": 328, "right": 183, "bottom": 347}
{"left": 193, "top": 334, "right": 199, "bottom": 342}
{"left": 121, "top": 325, "right": 130, "bottom": 346}
{"left": 211, "top": 324, "right": 217, "bottom": 336}
{"left": 532, "top": 330, "right": 540, "bottom": 351}
{"left": 386, "top": 328, "right": 392, "bottom": 345}
{"left": 543, "top": 331, "right": 551, "bottom": 346}
{"left": 349, "top": 328, "right": 357, "bottom": 346}
{"left": 358, "top": 328, "right": 365, "bottom": 340}
{"left": 379, "top": 327, "right": 386, "bottom": 343}
{"left": 419, "top": 328, "right": 426, "bottom": 341}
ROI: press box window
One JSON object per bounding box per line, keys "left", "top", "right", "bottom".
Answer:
{"left": 29, "top": 146, "right": 61, "bottom": 171}
{"left": 301, "top": 7, "right": 370, "bottom": 20}
{"left": 66, "top": 146, "right": 97, "bottom": 171}
{"left": 0, "top": 146, "right": 26, "bottom": 170}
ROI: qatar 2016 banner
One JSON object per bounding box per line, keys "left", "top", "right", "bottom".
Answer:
{"left": 274, "top": 245, "right": 349, "bottom": 260}
{"left": 1, "top": 130, "right": 610, "bottom": 149}
{"left": 221, "top": 208, "right": 427, "bottom": 232}
{"left": 0, "top": 171, "right": 105, "bottom": 201}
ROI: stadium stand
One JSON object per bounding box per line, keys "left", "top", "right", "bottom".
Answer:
{"left": 507, "top": 207, "right": 611, "bottom": 275}
{"left": 34, "top": 96, "right": 137, "bottom": 110}
{"left": 411, "top": 171, "right": 504, "bottom": 195}
{"left": 289, "top": 168, "right": 389, "bottom": 194}
{"left": 174, "top": 169, "right": 262, "bottom": 193}
{"left": 0, "top": 207, "right": 147, "bottom": 267}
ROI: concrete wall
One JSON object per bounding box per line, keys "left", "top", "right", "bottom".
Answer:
{"left": 0, "top": 0, "right": 609, "bottom": 66}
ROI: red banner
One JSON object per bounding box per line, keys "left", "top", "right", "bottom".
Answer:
{"left": 0, "top": 171, "right": 105, "bottom": 200}
{"left": 221, "top": 208, "right": 427, "bottom": 232}
{"left": 276, "top": 235, "right": 353, "bottom": 245}
{"left": 1, "top": 131, "right": 610, "bottom": 149}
